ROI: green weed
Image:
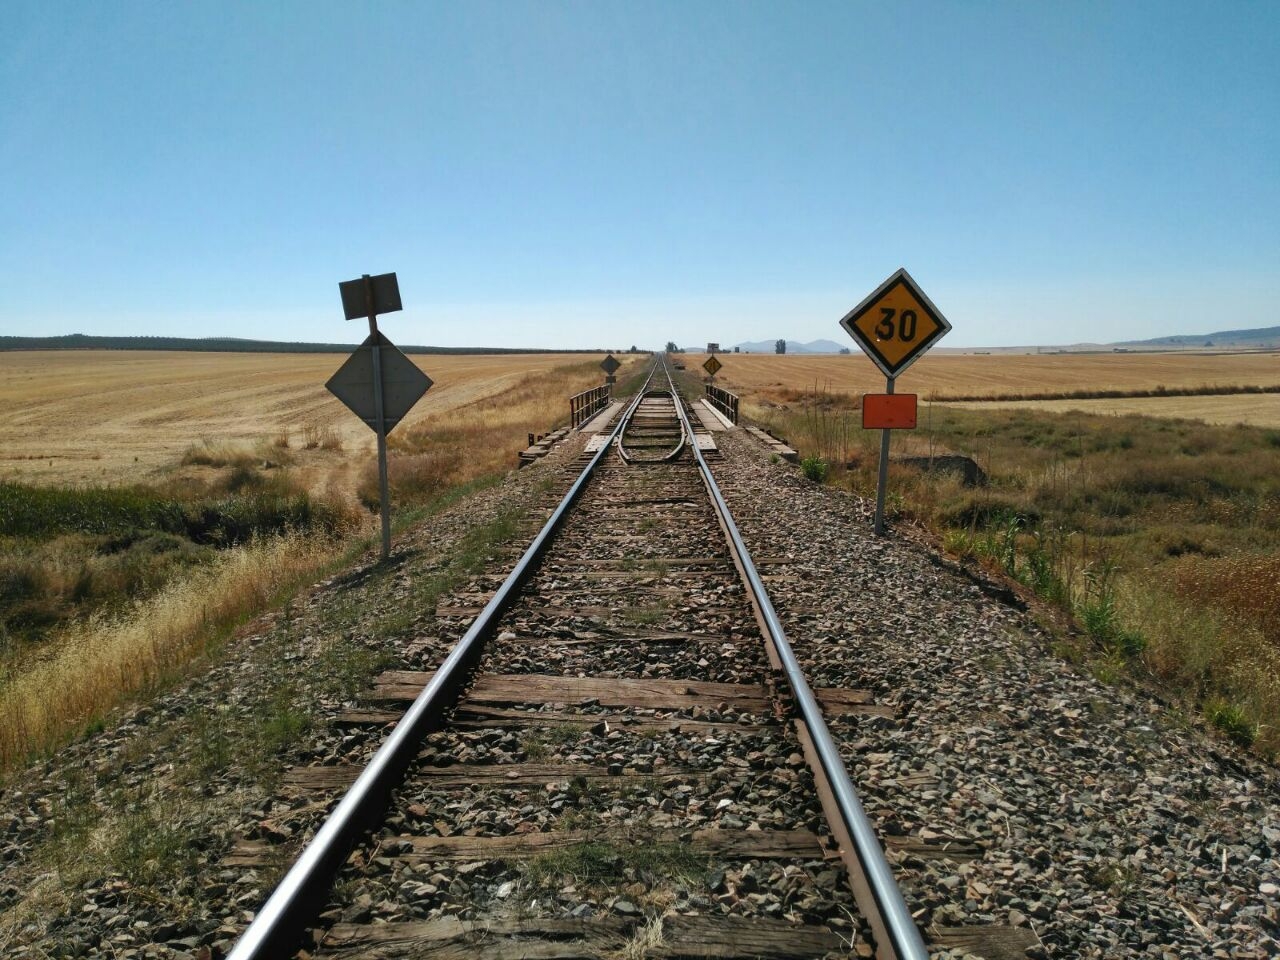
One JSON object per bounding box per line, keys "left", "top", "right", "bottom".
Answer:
{"left": 800, "top": 456, "right": 829, "bottom": 482}
{"left": 1205, "top": 699, "right": 1257, "bottom": 747}
{"left": 258, "top": 687, "right": 311, "bottom": 755}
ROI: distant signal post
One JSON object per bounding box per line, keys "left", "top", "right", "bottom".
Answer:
{"left": 839, "top": 268, "right": 950, "bottom": 535}
{"left": 702, "top": 354, "right": 722, "bottom": 382}
{"left": 600, "top": 353, "right": 621, "bottom": 387}
{"left": 328, "top": 272, "right": 432, "bottom": 561}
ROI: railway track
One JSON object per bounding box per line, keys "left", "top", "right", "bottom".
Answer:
{"left": 229, "top": 364, "right": 926, "bottom": 960}
{"left": 617, "top": 390, "right": 686, "bottom": 463}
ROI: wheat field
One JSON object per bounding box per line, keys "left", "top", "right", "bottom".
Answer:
{"left": 688, "top": 351, "right": 1280, "bottom": 426}
{"left": 0, "top": 350, "right": 620, "bottom": 491}
{"left": 947, "top": 393, "right": 1280, "bottom": 427}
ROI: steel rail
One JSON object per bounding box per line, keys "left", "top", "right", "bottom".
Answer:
{"left": 227, "top": 367, "right": 656, "bottom": 960}
{"left": 666, "top": 363, "right": 929, "bottom": 960}
{"left": 617, "top": 389, "right": 688, "bottom": 464}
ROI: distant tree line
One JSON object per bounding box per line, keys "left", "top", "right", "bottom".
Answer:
{"left": 0, "top": 334, "right": 613, "bottom": 355}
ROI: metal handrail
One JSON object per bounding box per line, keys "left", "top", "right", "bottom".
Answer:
{"left": 570, "top": 383, "right": 611, "bottom": 428}
{"left": 704, "top": 383, "right": 739, "bottom": 424}
{"left": 667, "top": 364, "right": 928, "bottom": 960}
{"left": 227, "top": 367, "right": 655, "bottom": 960}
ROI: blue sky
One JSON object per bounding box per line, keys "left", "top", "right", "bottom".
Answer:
{"left": 2, "top": 1, "right": 1277, "bottom": 350}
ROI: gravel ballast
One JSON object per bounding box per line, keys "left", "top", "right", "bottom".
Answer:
{"left": 1, "top": 422, "right": 1276, "bottom": 960}
{"left": 0, "top": 441, "right": 581, "bottom": 960}
{"left": 708, "top": 430, "right": 1279, "bottom": 959}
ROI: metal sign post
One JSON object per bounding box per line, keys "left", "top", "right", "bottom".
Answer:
{"left": 329, "top": 272, "right": 431, "bottom": 562}
{"left": 364, "top": 282, "right": 392, "bottom": 561}
{"left": 873, "top": 377, "right": 894, "bottom": 535}
{"left": 838, "top": 268, "right": 950, "bottom": 536}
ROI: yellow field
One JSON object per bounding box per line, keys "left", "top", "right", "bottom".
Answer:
{"left": 691, "top": 351, "right": 1280, "bottom": 402}
{"left": 0, "top": 350, "right": 619, "bottom": 491}
{"left": 949, "top": 393, "right": 1280, "bottom": 428}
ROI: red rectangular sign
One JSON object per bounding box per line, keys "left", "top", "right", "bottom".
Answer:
{"left": 863, "top": 393, "right": 917, "bottom": 429}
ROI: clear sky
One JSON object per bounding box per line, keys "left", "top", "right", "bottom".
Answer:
{"left": 2, "top": 1, "right": 1277, "bottom": 350}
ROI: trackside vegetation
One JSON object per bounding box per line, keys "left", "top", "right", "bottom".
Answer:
{"left": 0, "top": 500, "right": 541, "bottom": 940}
{"left": 0, "top": 464, "right": 358, "bottom": 773}
{"left": 750, "top": 387, "right": 1280, "bottom": 758}
{"left": 0, "top": 356, "right": 646, "bottom": 775}
{"left": 0, "top": 477, "right": 349, "bottom": 651}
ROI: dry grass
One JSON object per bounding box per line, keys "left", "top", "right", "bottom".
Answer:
{"left": 690, "top": 351, "right": 1280, "bottom": 407}
{"left": 724, "top": 366, "right": 1280, "bottom": 757}
{"left": 360, "top": 357, "right": 640, "bottom": 509}
{"left": 624, "top": 917, "right": 666, "bottom": 960}
{"left": 0, "top": 531, "right": 336, "bottom": 771}
{"left": 301, "top": 422, "right": 343, "bottom": 450}
{"left": 179, "top": 438, "right": 288, "bottom": 468}
{"left": 1174, "top": 556, "right": 1280, "bottom": 645}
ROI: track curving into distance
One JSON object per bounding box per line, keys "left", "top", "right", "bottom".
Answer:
{"left": 228, "top": 358, "right": 927, "bottom": 960}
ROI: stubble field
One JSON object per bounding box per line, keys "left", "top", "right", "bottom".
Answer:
{"left": 0, "top": 350, "right": 615, "bottom": 495}
{"left": 948, "top": 393, "right": 1280, "bottom": 427}
{"left": 690, "top": 351, "right": 1280, "bottom": 425}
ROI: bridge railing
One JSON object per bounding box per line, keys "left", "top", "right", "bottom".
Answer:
{"left": 570, "top": 383, "right": 611, "bottom": 427}
{"left": 704, "top": 383, "right": 739, "bottom": 424}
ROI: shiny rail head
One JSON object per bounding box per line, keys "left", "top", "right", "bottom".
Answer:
{"left": 665, "top": 362, "right": 929, "bottom": 960}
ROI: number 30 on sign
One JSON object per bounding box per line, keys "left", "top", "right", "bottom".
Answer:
{"left": 839, "top": 268, "right": 951, "bottom": 380}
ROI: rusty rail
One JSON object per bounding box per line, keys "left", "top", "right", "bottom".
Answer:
{"left": 704, "top": 383, "right": 739, "bottom": 424}
{"left": 569, "top": 383, "right": 611, "bottom": 427}
{"left": 227, "top": 370, "right": 655, "bottom": 960}
{"left": 673, "top": 366, "right": 928, "bottom": 960}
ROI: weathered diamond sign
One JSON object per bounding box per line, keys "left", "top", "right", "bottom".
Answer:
{"left": 839, "top": 268, "right": 950, "bottom": 380}
{"left": 326, "top": 332, "right": 432, "bottom": 434}
{"left": 600, "top": 354, "right": 621, "bottom": 376}
{"left": 702, "top": 354, "right": 722, "bottom": 377}
{"left": 332, "top": 270, "right": 422, "bottom": 563}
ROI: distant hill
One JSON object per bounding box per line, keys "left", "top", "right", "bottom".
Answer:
{"left": 732, "top": 338, "right": 849, "bottom": 354}
{"left": 0, "top": 334, "right": 597, "bottom": 355}
{"left": 1113, "top": 326, "right": 1280, "bottom": 349}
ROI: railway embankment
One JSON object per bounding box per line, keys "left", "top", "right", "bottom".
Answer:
{"left": 710, "top": 430, "right": 1279, "bottom": 958}
{"left": 1, "top": 416, "right": 1276, "bottom": 959}
{"left": 0, "top": 440, "right": 577, "bottom": 958}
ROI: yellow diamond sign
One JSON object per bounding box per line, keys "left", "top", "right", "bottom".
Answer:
{"left": 702, "top": 354, "right": 722, "bottom": 377}
{"left": 839, "top": 268, "right": 951, "bottom": 379}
